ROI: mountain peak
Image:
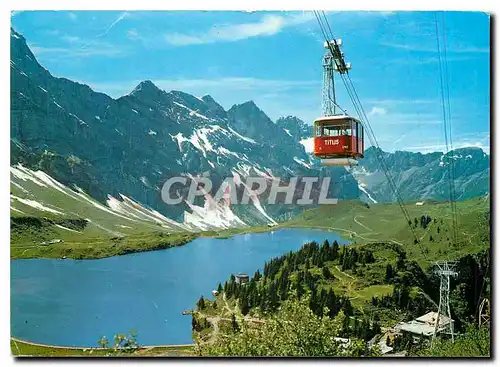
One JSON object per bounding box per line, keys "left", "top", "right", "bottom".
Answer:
{"left": 275, "top": 116, "right": 311, "bottom": 141}
{"left": 11, "top": 27, "right": 23, "bottom": 40}
{"left": 201, "top": 94, "right": 216, "bottom": 104}
{"left": 240, "top": 100, "right": 258, "bottom": 108}
{"left": 130, "top": 80, "right": 162, "bottom": 96}
{"left": 201, "top": 95, "right": 227, "bottom": 119}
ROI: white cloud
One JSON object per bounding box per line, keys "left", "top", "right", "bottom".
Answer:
{"left": 61, "top": 35, "right": 80, "bottom": 44}
{"left": 389, "top": 55, "right": 481, "bottom": 65}
{"left": 368, "top": 106, "right": 387, "bottom": 116}
{"left": 400, "top": 131, "right": 490, "bottom": 154}
{"left": 164, "top": 12, "right": 315, "bottom": 46}
{"left": 365, "top": 98, "right": 434, "bottom": 106}
{"left": 404, "top": 141, "right": 490, "bottom": 154}
{"left": 127, "top": 28, "right": 140, "bottom": 40}
{"left": 30, "top": 44, "right": 126, "bottom": 58}
{"left": 88, "top": 77, "right": 318, "bottom": 97}
{"left": 380, "top": 41, "right": 490, "bottom": 54}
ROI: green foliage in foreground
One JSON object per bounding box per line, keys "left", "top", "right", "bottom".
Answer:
{"left": 196, "top": 298, "right": 380, "bottom": 357}
{"left": 415, "top": 326, "right": 490, "bottom": 357}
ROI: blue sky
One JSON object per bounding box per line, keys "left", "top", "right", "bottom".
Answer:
{"left": 11, "top": 10, "right": 490, "bottom": 153}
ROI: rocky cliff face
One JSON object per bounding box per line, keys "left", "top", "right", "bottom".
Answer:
{"left": 10, "top": 28, "right": 359, "bottom": 228}
{"left": 276, "top": 115, "right": 312, "bottom": 141}
{"left": 352, "top": 146, "right": 490, "bottom": 203}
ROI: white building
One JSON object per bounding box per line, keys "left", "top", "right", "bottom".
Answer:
{"left": 394, "top": 311, "right": 454, "bottom": 338}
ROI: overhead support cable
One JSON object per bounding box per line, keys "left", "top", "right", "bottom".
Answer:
{"left": 313, "top": 10, "right": 425, "bottom": 255}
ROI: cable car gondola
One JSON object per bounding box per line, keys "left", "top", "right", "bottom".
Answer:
{"left": 313, "top": 115, "right": 364, "bottom": 166}
{"left": 313, "top": 38, "right": 364, "bottom": 166}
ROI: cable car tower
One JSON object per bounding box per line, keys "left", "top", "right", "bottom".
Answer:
{"left": 313, "top": 39, "right": 364, "bottom": 166}
{"left": 322, "top": 39, "right": 350, "bottom": 116}
{"left": 432, "top": 261, "right": 458, "bottom": 344}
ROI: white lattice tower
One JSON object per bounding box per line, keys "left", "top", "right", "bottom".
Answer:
{"left": 479, "top": 298, "right": 490, "bottom": 327}
{"left": 432, "top": 261, "right": 458, "bottom": 344}
{"left": 321, "top": 39, "right": 350, "bottom": 117}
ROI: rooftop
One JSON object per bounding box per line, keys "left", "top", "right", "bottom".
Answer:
{"left": 416, "top": 311, "right": 453, "bottom": 326}
{"left": 395, "top": 321, "right": 437, "bottom": 337}
{"left": 394, "top": 312, "right": 454, "bottom": 337}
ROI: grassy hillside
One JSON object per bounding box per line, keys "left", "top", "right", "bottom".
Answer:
{"left": 192, "top": 196, "right": 491, "bottom": 356}
{"left": 10, "top": 164, "right": 201, "bottom": 259}
{"left": 281, "top": 196, "right": 490, "bottom": 268}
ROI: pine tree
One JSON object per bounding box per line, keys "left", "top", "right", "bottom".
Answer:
{"left": 353, "top": 317, "right": 360, "bottom": 338}
{"left": 231, "top": 314, "right": 239, "bottom": 332}
{"left": 309, "top": 289, "right": 320, "bottom": 316}
{"left": 197, "top": 296, "right": 205, "bottom": 310}
{"left": 191, "top": 316, "right": 198, "bottom": 331}
{"left": 341, "top": 312, "right": 350, "bottom": 337}
{"left": 241, "top": 297, "right": 250, "bottom": 316}
{"left": 253, "top": 270, "right": 261, "bottom": 281}
{"left": 326, "top": 289, "right": 337, "bottom": 317}
{"left": 385, "top": 263, "right": 394, "bottom": 281}
{"left": 259, "top": 294, "right": 266, "bottom": 312}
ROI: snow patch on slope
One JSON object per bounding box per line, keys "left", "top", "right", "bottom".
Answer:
{"left": 300, "top": 137, "right": 314, "bottom": 153}
{"left": 294, "top": 157, "right": 311, "bottom": 169}
{"left": 11, "top": 195, "right": 64, "bottom": 214}
{"left": 228, "top": 127, "right": 257, "bottom": 144}
{"left": 55, "top": 224, "right": 81, "bottom": 233}
{"left": 358, "top": 185, "right": 378, "bottom": 204}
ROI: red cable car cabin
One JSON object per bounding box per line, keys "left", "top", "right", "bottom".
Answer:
{"left": 313, "top": 115, "right": 364, "bottom": 164}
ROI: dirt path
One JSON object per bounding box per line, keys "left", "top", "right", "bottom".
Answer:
{"left": 196, "top": 295, "right": 266, "bottom": 345}
{"left": 354, "top": 216, "right": 373, "bottom": 231}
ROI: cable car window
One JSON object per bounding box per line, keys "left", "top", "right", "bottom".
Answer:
{"left": 340, "top": 126, "right": 351, "bottom": 136}
{"left": 324, "top": 126, "right": 336, "bottom": 136}
{"left": 315, "top": 124, "right": 321, "bottom": 137}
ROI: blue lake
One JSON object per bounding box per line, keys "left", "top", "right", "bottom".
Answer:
{"left": 11, "top": 229, "right": 349, "bottom": 347}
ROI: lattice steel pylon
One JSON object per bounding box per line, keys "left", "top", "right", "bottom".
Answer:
{"left": 432, "top": 261, "right": 458, "bottom": 344}
{"left": 321, "top": 39, "right": 350, "bottom": 117}
{"left": 478, "top": 298, "right": 490, "bottom": 327}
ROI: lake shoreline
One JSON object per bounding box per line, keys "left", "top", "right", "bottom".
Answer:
{"left": 10, "top": 232, "right": 199, "bottom": 261}
{"left": 11, "top": 337, "right": 195, "bottom": 357}
{"left": 10, "top": 225, "right": 349, "bottom": 260}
